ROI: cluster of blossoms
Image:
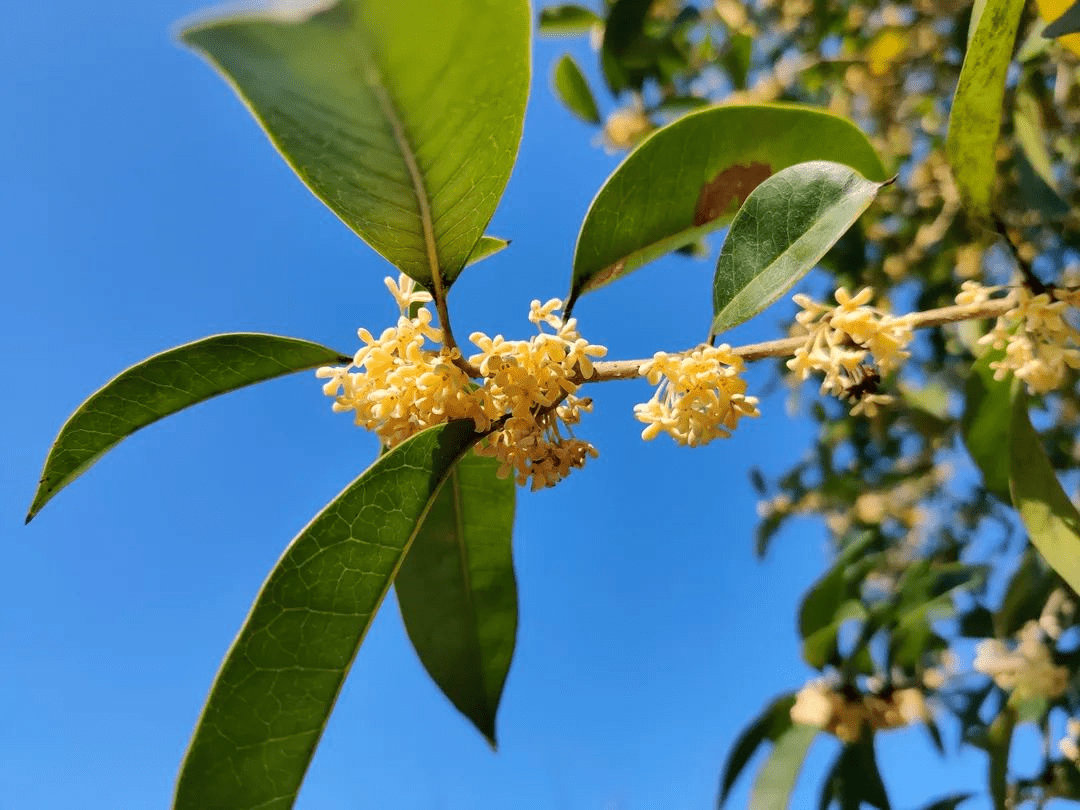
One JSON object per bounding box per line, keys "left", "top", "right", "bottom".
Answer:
{"left": 787, "top": 287, "right": 915, "bottom": 416}
{"left": 634, "top": 344, "right": 760, "bottom": 446}
{"left": 790, "top": 677, "right": 928, "bottom": 742}
{"left": 1060, "top": 718, "right": 1080, "bottom": 764}
{"left": 956, "top": 280, "right": 1080, "bottom": 395}
{"left": 973, "top": 620, "right": 1070, "bottom": 702}
{"left": 317, "top": 275, "right": 606, "bottom": 490}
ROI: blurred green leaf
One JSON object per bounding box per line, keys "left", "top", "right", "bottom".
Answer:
{"left": 181, "top": 0, "right": 528, "bottom": 288}
{"left": 570, "top": 105, "right": 885, "bottom": 308}
{"left": 602, "top": 0, "right": 654, "bottom": 92}
{"left": 722, "top": 33, "right": 753, "bottom": 90}
{"left": 711, "top": 162, "right": 887, "bottom": 337}
{"left": 1014, "top": 91, "right": 1056, "bottom": 188}
{"left": 946, "top": 0, "right": 1025, "bottom": 221}
{"left": 553, "top": 54, "right": 602, "bottom": 124}
{"left": 396, "top": 449, "right": 517, "bottom": 747}
{"left": 825, "top": 734, "right": 891, "bottom": 810}
{"left": 173, "top": 420, "right": 482, "bottom": 810}
{"left": 1009, "top": 384, "right": 1080, "bottom": 595}
{"left": 538, "top": 4, "right": 603, "bottom": 35}
{"left": 799, "top": 534, "right": 876, "bottom": 668}
{"left": 987, "top": 708, "right": 1016, "bottom": 810}
{"left": 918, "top": 794, "right": 972, "bottom": 810}
{"left": 750, "top": 724, "right": 817, "bottom": 810}
{"left": 466, "top": 236, "right": 512, "bottom": 267}
{"left": 961, "top": 350, "right": 1013, "bottom": 501}
{"left": 27, "top": 334, "right": 348, "bottom": 522}
{"left": 996, "top": 547, "right": 1054, "bottom": 637}
{"left": 719, "top": 693, "right": 797, "bottom": 805}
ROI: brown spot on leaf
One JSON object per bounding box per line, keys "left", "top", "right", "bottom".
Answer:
{"left": 693, "top": 162, "right": 772, "bottom": 226}
{"left": 582, "top": 259, "right": 626, "bottom": 294}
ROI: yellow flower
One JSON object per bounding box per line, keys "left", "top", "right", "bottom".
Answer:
{"left": 635, "top": 345, "right": 760, "bottom": 446}
{"left": 787, "top": 287, "right": 913, "bottom": 414}
{"left": 320, "top": 279, "right": 607, "bottom": 491}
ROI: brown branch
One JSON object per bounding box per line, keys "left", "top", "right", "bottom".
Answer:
{"left": 583, "top": 298, "right": 1013, "bottom": 383}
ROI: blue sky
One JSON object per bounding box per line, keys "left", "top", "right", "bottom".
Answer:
{"left": 4, "top": 2, "right": 987, "bottom": 808}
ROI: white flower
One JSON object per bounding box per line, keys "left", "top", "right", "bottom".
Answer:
{"left": 973, "top": 621, "right": 1069, "bottom": 701}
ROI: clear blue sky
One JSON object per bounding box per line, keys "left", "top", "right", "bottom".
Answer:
{"left": 4, "top": 2, "right": 987, "bottom": 808}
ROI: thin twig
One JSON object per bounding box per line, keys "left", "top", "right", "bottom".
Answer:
{"left": 583, "top": 298, "right": 1013, "bottom": 383}
{"left": 993, "top": 214, "right": 1046, "bottom": 294}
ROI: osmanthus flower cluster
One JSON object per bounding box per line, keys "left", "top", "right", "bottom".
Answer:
{"left": 317, "top": 275, "right": 606, "bottom": 491}
{"left": 633, "top": 344, "right": 760, "bottom": 446}
{"left": 973, "top": 620, "right": 1070, "bottom": 702}
{"left": 787, "top": 287, "right": 915, "bottom": 416}
{"left": 790, "top": 676, "right": 928, "bottom": 742}
{"left": 956, "top": 280, "right": 1080, "bottom": 395}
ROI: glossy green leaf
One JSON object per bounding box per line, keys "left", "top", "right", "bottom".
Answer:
{"left": 570, "top": 105, "right": 885, "bottom": 310}
{"left": 466, "top": 236, "right": 512, "bottom": 267}
{"left": 1044, "top": 0, "right": 1080, "bottom": 37}
{"left": 718, "top": 693, "right": 797, "bottom": 806}
{"left": 395, "top": 449, "right": 517, "bottom": 747}
{"left": 27, "top": 333, "right": 347, "bottom": 523}
{"left": 946, "top": 0, "right": 1025, "bottom": 221}
{"left": 1009, "top": 385, "right": 1080, "bottom": 594}
{"left": 538, "top": 4, "right": 602, "bottom": 35}
{"left": 181, "top": 0, "right": 529, "bottom": 288}
{"left": 710, "top": 162, "right": 887, "bottom": 337}
{"left": 961, "top": 349, "right": 1012, "bottom": 501}
{"left": 552, "top": 54, "right": 602, "bottom": 124}
{"left": 750, "top": 724, "right": 817, "bottom": 810}
{"left": 173, "top": 420, "right": 482, "bottom": 810}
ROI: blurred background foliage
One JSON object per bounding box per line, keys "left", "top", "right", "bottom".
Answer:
{"left": 540, "top": 1, "right": 1080, "bottom": 807}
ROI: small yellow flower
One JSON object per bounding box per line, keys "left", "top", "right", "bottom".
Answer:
{"left": 962, "top": 280, "right": 1080, "bottom": 395}
{"left": 634, "top": 345, "right": 760, "bottom": 446}
{"left": 787, "top": 287, "right": 913, "bottom": 414}
{"left": 320, "top": 278, "right": 607, "bottom": 491}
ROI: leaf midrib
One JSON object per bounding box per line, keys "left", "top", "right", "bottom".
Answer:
{"left": 362, "top": 50, "right": 441, "bottom": 284}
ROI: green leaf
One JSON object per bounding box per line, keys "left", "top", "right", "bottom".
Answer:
{"left": 173, "top": 420, "right": 482, "bottom": 810}
{"left": 538, "top": 4, "right": 603, "bottom": 36}
{"left": 918, "top": 794, "right": 972, "bottom": 810}
{"left": 1044, "top": 0, "right": 1080, "bottom": 37}
{"left": 961, "top": 350, "right": 1013, "bottom": 501}
{"left": 466, "top": 235, "right": 512, "bottom": 267}
{"left": 718, "top": 693, "right": 797, "bottom": 806}
{"left": 710, "top": 162, "right": 887, "bottom": 337}
{"left": 553, "top": 54, "right": 602, "bottom": 124}
{"left": 181, "top": 0, "right": 529, "bottom": 288}
{"left": 987, "top": 708, "right": 1016, "bottom": 810}
{"left": 750, "top": 724, "right": 817, "bottom": 810}
{"left": 395, "top": 449, "right": 517, "bottom": 747}
{"left": 946, "top": 0, "right": 1026, "bottom": 221}
{"left": 833, "top": 735, "right": 891, "bottom": 810}
{"left": 570, "top": 105, "right": 885, "bottom": 309}
{"left": 997, "top": 547, "right": 1054, "bottom": 637}
{"left": 1013, "top": 91, "right": 1056, "bottom": 189}
{"left": 1009, "top": 384, "right": 1080, "bottom": 595}
{"left": 27, "top": 333, "right": 347, "bottom": 523}
{"left": 601, "top": 0, "right": 654, "bottom": 93}
{"left": 799, "top": 534, "right": 876, "bottom": 669}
